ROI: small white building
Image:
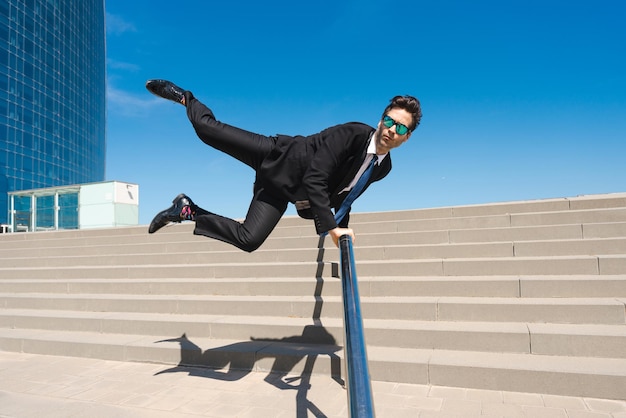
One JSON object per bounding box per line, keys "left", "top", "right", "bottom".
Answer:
{"left": 6, "top": 181, "right": 139, "bottom": 232}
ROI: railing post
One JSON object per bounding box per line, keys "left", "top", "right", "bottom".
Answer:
{"left": 339, "top": 234, "right": 375, "bottom": 418}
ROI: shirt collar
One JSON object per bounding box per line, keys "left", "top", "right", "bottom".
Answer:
{"left": 367, "top": 132, "right": 388, "bottom": 164}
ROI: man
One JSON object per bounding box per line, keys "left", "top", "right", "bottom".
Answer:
{"left": 146, "top": 80, "right": 421, "bottom": 252}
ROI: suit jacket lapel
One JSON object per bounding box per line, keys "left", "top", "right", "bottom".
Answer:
{"left": 333, "top": 146, "right": 369, "bottom": 195}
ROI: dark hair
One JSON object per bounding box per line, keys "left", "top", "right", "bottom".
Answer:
{"left": 382, "top": 95, "right": 422, "bottom": 131}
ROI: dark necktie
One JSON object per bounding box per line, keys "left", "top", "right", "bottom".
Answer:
{"left": 334, "top": 155, "right": 378, "bottom": 224}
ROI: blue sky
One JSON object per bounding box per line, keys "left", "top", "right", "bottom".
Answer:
{"left": 105, "top": 0, "right": 626, "bottom": 226}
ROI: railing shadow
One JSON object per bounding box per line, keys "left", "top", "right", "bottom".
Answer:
{"left": 154, "top": 235, "right": 343, "bottom": 417}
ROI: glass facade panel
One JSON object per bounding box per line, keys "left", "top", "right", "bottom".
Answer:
{"left": 58, "top": 192, "right": 78, "bottom": 229}
{"left": 12, "top": 194, "right": 31, "bottom": 232}
{"left": 0, "top": 1, "right": 106, "bottom": 224}
{"left": 35, "top": 194, "right": 54, "bottom": 231}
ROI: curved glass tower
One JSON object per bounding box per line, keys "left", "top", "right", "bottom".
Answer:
{"left": 0, "top": 0, "right": 106, "bottom": 225}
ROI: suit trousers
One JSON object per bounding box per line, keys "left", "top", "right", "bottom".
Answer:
{"left": 185, "top": 93, "right": 288, "bottom": 252}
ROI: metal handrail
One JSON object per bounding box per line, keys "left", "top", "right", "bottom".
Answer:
{"left": 338, "top": 234, "right": 375, "bottom": 418}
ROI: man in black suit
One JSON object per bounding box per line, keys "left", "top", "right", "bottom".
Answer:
{"left": 146, "top": 80, "right": 421, "bottom": 252}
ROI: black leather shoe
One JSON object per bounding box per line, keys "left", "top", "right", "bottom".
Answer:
{"left": 146, "top": 79, "right": 186, "bottom": 105}
{"left": 148, "top": 194, "right": 196, "bottom": 234}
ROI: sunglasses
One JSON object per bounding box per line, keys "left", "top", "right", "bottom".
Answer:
{"left": 382, "top": 115, "right": 410, "bottom": 135}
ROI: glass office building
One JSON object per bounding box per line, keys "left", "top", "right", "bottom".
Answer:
{"left": 0, "top": 0, "right": 106, "bottom": 225}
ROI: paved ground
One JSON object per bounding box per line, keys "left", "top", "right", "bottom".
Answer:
{"left": 0, "top": 351, "right": 625, "bottom": 417}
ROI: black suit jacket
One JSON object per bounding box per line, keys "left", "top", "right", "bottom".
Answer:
{"left": 257, "top": 122, "right": 392, "bottom": 234}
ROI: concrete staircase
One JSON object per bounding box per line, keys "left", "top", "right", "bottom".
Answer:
{"left": 0, "top": 193, "right": 625, "bottom": 401}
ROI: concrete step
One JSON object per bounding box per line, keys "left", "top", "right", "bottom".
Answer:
{"left": 368, "top": 346, "right": 626, "bottom": 400}
{"left": 584, "top": 221, "right": 626, "bottom": 238}
{"left": 433, "top": 297, "right": 626, "bottom": 324}
{"left": 0, "top": 328, "right": 343, "bottom": 381}
{"left": 1, "top": 313, "right": 625, "bottom": 359}
{"left": 2, "top": 208, "right": 624, "bottom": 252}
{"left": 450, "top": 222, "right": 626, "bottom": 243}
{"left": 355, "top": 222, "right": 624, "bottom": 246}
{"left": 279, "top": 208, "right": 626, "bottom": 237}
{"left": 365, "top": 275, "right": 626, "bottom": 297}
{"left": 369, "top": 320, "right": 626, "bottom": 358}
{"left": 512, "top": 237, "right": 626, "bottom": 256}
{"left": 3, "top": 238, "right": 626, "bottom": 268}
{"left": 0, "top": 192, "right": 622, "bottom": 242}
{"left": 528, "top": 322, "right": 626, "bottom": 358}
{"left": 1, "top": 294, "right": 624, "bottom": 324}
{"left": 1, "top": 275, "right": 624, "bottom": 297}
{"left": 3, "top": 224, "right": 626, "bottom": 265}
{"left": 566, "top": 193, "right": 626, "bottom": 210}
{"left": 1, "top": 327, "right": 625, "bottom": 400}
{"left": 0, "top": 277, "right": 342, "bottom": 296}
{"left": 291, "top": 193, "right": 626, "bottom": 223}
{"left": 346, "top": 198, "right": 571, "bottom": 223}
{"left": 0, "top": 260, "right": 338, "bottom": 280}
{"left": 520, "top": 275, "right": 626, "bottom": 297}
{"left": 511, "top": 207, "right": 626, "bottom": 227}
{"left": 1, "top": 255, "right": 625, "bottom": 279}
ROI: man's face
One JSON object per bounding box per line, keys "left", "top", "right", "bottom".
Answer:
{"left": 374, "top": 107, "right": 413, "bottom": 154}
